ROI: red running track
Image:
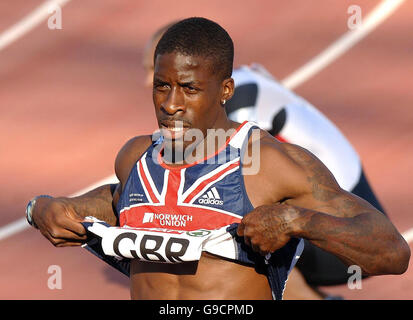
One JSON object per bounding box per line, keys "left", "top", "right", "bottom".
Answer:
{"left": 0, "top": 0, "right": 412, "bottom": 299}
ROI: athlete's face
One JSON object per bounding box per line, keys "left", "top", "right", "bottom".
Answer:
{"left": 153, "top": 52, "right": 233, "bottom": 150}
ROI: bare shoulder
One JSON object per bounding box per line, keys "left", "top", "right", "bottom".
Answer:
{"left": 277, "top": 139, "right": 342, "bottom": 194}
{"left": 115, "top": 135, "right": 153, "bottom": 186}
{"left": 245, "top": 130, "right": 340, "bottom": 205}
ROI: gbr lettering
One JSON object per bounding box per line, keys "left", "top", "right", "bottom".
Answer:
{"left": 112, "top": 232, "right": 190, "bottom": 263}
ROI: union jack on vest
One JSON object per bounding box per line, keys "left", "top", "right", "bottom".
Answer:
{"left": 84, "top": 121, "right": 303, "bottom": 299}
{"left": 117, "top": 121, "right": 255, "bottom": 231}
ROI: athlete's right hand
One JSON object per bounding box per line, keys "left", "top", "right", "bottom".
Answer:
{"left": 32, "top": 197, "right": 88, "bottom": 247}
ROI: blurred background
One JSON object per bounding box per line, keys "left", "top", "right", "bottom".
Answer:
{"left": 0, "top": 0, "right": 412, "bottom": 299}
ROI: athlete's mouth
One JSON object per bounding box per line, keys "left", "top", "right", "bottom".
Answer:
{"left": 160, "top": 120, "right": 191, "bottom": 139}
{"left": 164, "top": 127, "right": 186, "bottom": 132}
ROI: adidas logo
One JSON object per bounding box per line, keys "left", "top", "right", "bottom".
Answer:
{"left": 198, "top": 187, "right": 223, "bottom": 205}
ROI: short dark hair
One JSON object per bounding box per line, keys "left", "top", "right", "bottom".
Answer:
{"left": 154, "top": 17, "right": 234, "bottom": 80}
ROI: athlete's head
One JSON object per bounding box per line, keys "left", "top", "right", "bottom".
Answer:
{"left": 154, "top": 17, "right": 234, "bottom": 82}
{"left": 152, "top": 17, "right": 235, "bottom": 154}
{"left": 143, "top": 18, "right": 234, "bottom": 85}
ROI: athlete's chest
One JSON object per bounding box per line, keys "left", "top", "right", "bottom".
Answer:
{"left": 118, "top": 151, "right": 253, "bottom": 230}
{"left": 117, "top": 121, "right": 260, "bottom": 231}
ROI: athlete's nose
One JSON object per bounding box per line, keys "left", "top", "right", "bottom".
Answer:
{"left": 162, "top": 86, "right": 186, "bottom": 115}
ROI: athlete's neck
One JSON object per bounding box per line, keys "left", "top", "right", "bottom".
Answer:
{"left": 161, "top": 120, "right": 242, "bottom": 166}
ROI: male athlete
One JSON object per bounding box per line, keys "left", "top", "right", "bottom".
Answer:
{"left": 141, "top": 23, "right": 391, "bottom": 299}
{"left": 28, "top": 18, "right": 409, "bottom": 300}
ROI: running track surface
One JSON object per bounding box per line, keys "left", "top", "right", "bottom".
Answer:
{"left": 1, "top": 0, "right": 412, "bottom": 299}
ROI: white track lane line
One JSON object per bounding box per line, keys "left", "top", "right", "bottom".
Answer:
{"left": 282, "top": 0, "right": 405, "bottom": 89}
{"left": 0, "top": 0, "right": 408, "bottom": 241}
{"left": 0, "top": 0, "right": 71, "bottom": 52}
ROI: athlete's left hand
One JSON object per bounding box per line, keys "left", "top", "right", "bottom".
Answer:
{"left": 236, "top": 203, "right": 300, "bottom": 255}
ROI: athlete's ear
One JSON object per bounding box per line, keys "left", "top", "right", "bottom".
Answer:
{"left": 220, "top": 77, "right": 234, "bottom": 106}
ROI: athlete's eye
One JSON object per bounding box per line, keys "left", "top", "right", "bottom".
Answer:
{"left": 183, "top": 85, "right": 198, "bottom": 94}
{"left": 154, "top": 82, "right": 170, "bottom": 91}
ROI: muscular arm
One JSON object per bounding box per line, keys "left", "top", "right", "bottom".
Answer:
{"left": 239, "top": 135, "right": 410, "bottom": 276}
{"left": 54, "top": 183, "right": 119, "bottom": 225}
{"left": 32, "top": 135, "right": 152, "bottom": 247}
{"left": 31, "top": 184, "right": 118, "bottom": 247}
{"left": 284, "top": 143, "right": 410, "bottom": 275}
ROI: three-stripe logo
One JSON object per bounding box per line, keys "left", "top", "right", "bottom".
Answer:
{"left": 197, "top": 187, "right": 224, "bottom": 205}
